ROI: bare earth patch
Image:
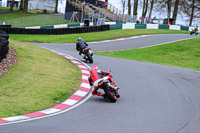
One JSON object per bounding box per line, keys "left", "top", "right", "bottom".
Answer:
{"left": 0, "top": 47, "right": 17, "bottom": 75}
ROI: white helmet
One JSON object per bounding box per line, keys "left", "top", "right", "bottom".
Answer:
{"left": 77, "top": 37, "right": 82, "bottom": 41}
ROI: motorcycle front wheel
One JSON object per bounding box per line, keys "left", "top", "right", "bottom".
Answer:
{"left": 104, "top": 87, "right": 117, "bottom": 102}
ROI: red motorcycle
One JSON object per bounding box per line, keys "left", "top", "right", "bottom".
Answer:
{"left": 89, "top": 73, "right": 120, "bottom": 102}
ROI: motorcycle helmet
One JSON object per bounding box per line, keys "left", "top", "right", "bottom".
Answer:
{"left": 77, "top": 37, "right": 82, "bottom": 41}
{"left": 92, "top": 65, "right": 98, "bottom": 70}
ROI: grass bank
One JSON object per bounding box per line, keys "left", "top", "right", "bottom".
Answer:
{"left": 0, "top": 40, "right": 81, "bottom": 118}
{"left": 95, "top": 38, "right": 200, "bottom": 71}
{"left": 0, "top": 7, "right": 43, "bottom": 21}
{"left": 0, "top": 8, "right": 69, "bottom": 27}
{"left": 0, "top": 12, "right": 40, "bottom": 21}
{"left": 9, "top": 29, "right": 189, "bottom": 43}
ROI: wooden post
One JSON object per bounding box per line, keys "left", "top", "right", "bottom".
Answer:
{"left": 24, "top": 16, "right": 27, "bottom": 27}
{"left": 38, "top": 15, "right": 40, "bottom": 25}
{"left": 50, "top": 14, "right": 52, "bottom": 25}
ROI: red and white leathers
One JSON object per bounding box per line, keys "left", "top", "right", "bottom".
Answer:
{"left": 89, "top": 65, "right": 117, "bottom": 96}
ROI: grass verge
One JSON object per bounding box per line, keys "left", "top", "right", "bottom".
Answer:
{"left": 95, "top": 38, "right": 200, "bottom": 71}
{"left": 9, "top": 29, "right": 189, "bottom": 43}
{"left": 0, "top": 40, "right": 81, "bottom": 118}
{"left": 0, "top": 12, "right": 40, "bottom": 21}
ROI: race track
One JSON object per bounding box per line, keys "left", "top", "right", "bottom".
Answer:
{"left": 1, "top": 34, "right": 200, "bottom": 133}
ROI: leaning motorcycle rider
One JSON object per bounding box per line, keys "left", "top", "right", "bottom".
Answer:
{"left": 89, "top": 65, "right": 120, "bottom": 98}
{"left": 194, "top": 26, "right": 198, "bottom": 32}
{"left": 76, "top": 37, "right": 88, "bottom": 57}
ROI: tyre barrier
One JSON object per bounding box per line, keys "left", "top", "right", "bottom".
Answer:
{"left": 0, "top": 25, "right": 110, "bottom": 35}
{"left": 0, "top": 30, "right": 9, "bottom": 63}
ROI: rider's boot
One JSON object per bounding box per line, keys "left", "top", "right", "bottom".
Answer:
{"left": 92, "top": 90, "right": 102, "bottom": 96}
{"left": 81, "top": 53, "right": 84, "bottom": 58}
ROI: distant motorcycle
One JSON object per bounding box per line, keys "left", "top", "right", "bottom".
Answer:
{"left": 190, "top": 29, "right": 198, "bottom": 35}
{"left": 81, "top": 46, "right": 93, "bottom": 63}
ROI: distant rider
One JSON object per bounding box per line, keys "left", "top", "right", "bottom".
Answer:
{"left": 194, "top": 26, "right": 198, "bottom": 32}
{"left": 89, "top": 65, "right": 120, "bottom": 98}
{"left": 76, "top": 37, "right": 88, "bottom": 56}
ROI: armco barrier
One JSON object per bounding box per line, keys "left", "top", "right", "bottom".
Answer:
{"left": 146, "top": 24, "right": 159, "bottom": 29}
{"left": 159, "top": 24, "right": 169, "bottom": 29}
{"left": 0, "top": 25, "right": 110, "bottom": 35}
{"left": 110, "top": 24, "right": 123, "bottom": 30}
{"left": 40, "top": 26, "right": 54, "bottom": 29}
{"left": 68, "top": 23, "right": 81, "bottom": 28}
{"left": 181, "top": 26, "right": 189, "bottom": 31}
{"left": 135, "top": 24, "right": 146, "bottom": 29}
{"left": 169, "top": 25, "right": 181, "bottom": 30}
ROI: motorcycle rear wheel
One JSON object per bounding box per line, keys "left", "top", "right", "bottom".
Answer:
{"left": 87, "top": 53, "right": 93, "bottom": 63}
{"left": 104, "top": 87, "right": 117, "bottom": 102}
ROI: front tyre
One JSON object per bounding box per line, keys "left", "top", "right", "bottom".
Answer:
{"left": 104, "top": 87, "right": 117, "bottom": 102}
{"left": 87, "top": 53, "right": 93, "bottom": 63}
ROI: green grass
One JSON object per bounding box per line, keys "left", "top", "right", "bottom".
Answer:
{"left": 0, "top": 7, "right": 44, "bottom": 21}
{"left": 0, "top": 13, "right": 69, "bottom": 28}
{"left": 0, "top": 7, "right": 43, "bottom": 13}
{"left": 0, "top": 12, "right": 40, "bottom": 21}
{"left": 0, "top": 7, "right": 19, "bottom": 11}
{"left": 0, "top": 40, "right": 81, "bottom": 118}
{"left": 95, "top": 38, "right": 200, "bottom": 71}
{"left": 0, "top": 9, "right": 69, "bottom": 27}
{"left": 9, "top": 29, "right": 189, "bottom": 43}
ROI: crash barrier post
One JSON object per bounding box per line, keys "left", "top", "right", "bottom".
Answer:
{"left": 0, "top": 30, "right": 9, "bottom": 63}
{"left": 181, "top": 26, "right": 189, "bottom": 31}
{"left": 110, "top": 23, "right": 123, "bottom": 30}
{"left": 135, "top": 24, "right": 146, "bottom": 29}
{"left": 0, "top": 25, "right": 110, "bottom": 35}
{"left": 158, "top": 24, "right": 169, "bottom": 30}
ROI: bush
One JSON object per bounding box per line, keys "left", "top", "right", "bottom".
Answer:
{"left": 43, "top": 9, "right": 47, "bottom": 14}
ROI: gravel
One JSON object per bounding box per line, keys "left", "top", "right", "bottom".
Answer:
{"left": 0, "top": 46, "right": 17, "bottom": 76}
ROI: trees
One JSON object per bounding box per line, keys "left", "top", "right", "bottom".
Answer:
{"left": 128, "top": 0, "right": 131, "bottom": 15}
{"left": 122, "top": 0, "right": 126, "bottom": 19}
{"left": 19, "top": 0, "right": 24, "bottom": 11}
{"left": 10, "top": 0, "right": 14, "bottom": 11}
{"left": 172, "top": 0, "right": 179, "bottom": 25}
{"left": 167, "top": 0, "right": 172, "bottom": 21}
{"left": 19, "top": 0, "right": 28, "bottom": 12}
{"left": 133, "top": 0, "right": 139, "bottom": 23}
{"left": 141, "top": 0, "right": 149, "bottom": 23}
{"left": 54, "top": 0, "right": 59, "bottom": 13}
{"left": 190, "top": 0, "right": 195, "bottom": 26}
{"left": 23, "top": 0, "right": 28, "bottom": 12}
{"left": 148, "top": 0, "right": 155, "bottom": 23}
{"left": 179, "top": 0, "right": 200, "bottom": 26}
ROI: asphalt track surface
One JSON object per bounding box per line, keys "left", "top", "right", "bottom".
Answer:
{"left": 1, "top": 34, "right": 200, "bottom": 133}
